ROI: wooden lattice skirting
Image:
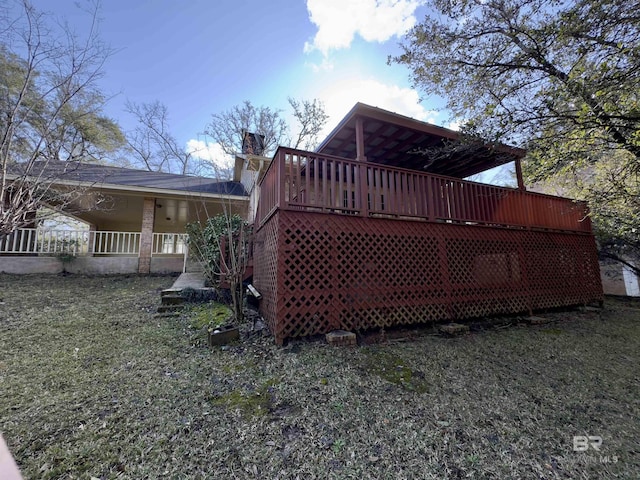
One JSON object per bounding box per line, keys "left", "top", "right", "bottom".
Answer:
{"left": 253, "top": 210, "right": 603, "bottom": 345}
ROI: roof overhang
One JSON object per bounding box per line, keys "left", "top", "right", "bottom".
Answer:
{"left": 5, "top": 173, "right": 249, "bottom": 203}
{"left": 316, "top": 103, "right": 525, "bottom": 178}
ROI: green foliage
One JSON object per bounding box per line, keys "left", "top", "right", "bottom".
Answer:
{"left": 394, "top": 0, "right": 640, "bottom": 155}
{"left": 209, "top": 378, "right": 279, "bottom": 418}
{"left": 393, "top": 0, "right": 640, "bottom": 259}
{"left": 185, "top": 213, "right": 246, "bottom": 286}
{"left": 361, "top": 349, "right": 430, "bottom": 393}
{"left": 188, "top": 302, "right": 232, "bottom": 331}
{"left": 531, "top": 149, "right": 640, "bottom": 270}
{"left": 186, "top": 212, "right": 252, "bottom": 324}
{"left": 185, "top": 301, "right": 233, "bottom": 346}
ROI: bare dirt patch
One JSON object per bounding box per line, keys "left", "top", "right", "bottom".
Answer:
{"left": 0, "top": 274, "right": 638, "bottom": 479}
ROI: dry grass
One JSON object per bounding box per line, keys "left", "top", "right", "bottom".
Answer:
{"left": 0, "top": 274, "right": 638, "bottom": 479}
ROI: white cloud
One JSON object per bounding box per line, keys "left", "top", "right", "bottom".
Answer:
{"left": 305, "top": 0, "right": 422, "bottom": 55}
{"left": 186, "top": 139, "right": 226, "bottom": 162}
{"left": 447, "top": 120, "right": 461, "bottom": 131}
{"left": 318, "top": 78, "right": 437, "bottom": 136}
{"left": 186, "top": 139, "right": 233, "bottom": 172}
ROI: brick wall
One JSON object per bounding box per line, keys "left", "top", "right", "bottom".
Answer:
{"left": 138, "top": 197, "right": 156, "bottom": 274}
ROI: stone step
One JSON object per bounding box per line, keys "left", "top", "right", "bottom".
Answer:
{"left": 439, "top": 323, "right": 470, "bottom": 336}
{"left": 326, "top": 330, "right": 357, "bottom": 346}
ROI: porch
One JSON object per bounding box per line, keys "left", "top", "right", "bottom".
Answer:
{"left": 253, "top": 146, "right": 603, "bottom": 345}
{"left": 0, "top": 228, "right": 189, "bottom": 275}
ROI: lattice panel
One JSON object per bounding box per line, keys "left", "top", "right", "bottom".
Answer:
{"left": 254, "top": 210, "right": 603, "bottom": 344}
{"left": 252, "top": 211, "right": 280, "bottom": 339}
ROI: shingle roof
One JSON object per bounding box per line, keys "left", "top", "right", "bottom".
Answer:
{"left": 9, "top": 161, "right": 247, "bottom": 196}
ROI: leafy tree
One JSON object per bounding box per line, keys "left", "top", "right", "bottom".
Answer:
{"left": 0, "top": 0, "right": 124, "bottom": 235}
{"left": 392, "top": 0, "right": 640, "bottom": 266}
{"left": 205, "top": 97, "right": 329, "bottom": 157}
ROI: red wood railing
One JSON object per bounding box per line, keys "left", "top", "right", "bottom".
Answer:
{"left": 256, "top": 147, "right": 592, "bottom": 233}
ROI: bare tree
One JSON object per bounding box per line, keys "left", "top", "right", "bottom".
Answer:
{"left": 125, "top": 100, "right": 204, "bottom": 175}
{"left": 204, "top": 98, "right": 329, "bottom": 158}
{"left": 287, "top": 97, "right": 329, "bottom": 151}
{"left": 205, "top": 100, "right": 288, "bottom": 157}
{"left": 0, "top": 0, "right": 124, "bottom": 235}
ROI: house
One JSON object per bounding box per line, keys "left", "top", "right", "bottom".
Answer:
{"left": 250, "top": 103, "right": 604, "bottom": 344}
{"left": 0, "top": 163, "right": 248, "bottom": 274}
{"left": 1, "top": 102, "right": 606, "bottom": 345}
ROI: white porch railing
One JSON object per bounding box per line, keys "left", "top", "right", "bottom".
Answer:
{"left": 152, "top": 233, "right": 188, "bottom": 255}
{"left": 0, "top": 228, "right": 188, "bottom": 257}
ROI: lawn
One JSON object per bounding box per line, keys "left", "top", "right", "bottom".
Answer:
{"left": 0, "top": 274, "right": 638, "bottom": 479}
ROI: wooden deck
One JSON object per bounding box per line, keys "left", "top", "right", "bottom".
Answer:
{"left": 257, "top": 148, "right": 592, "bottom": 233}
{"left": 253, "top": 148, "right": 603, "bottom": 345}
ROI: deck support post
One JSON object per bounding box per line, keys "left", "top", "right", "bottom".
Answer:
{"left": 355, "top": 116, "right": 368, "bottom": 217}
{"left": 277, "top": 149, "right": 286, "bottom": 210}
{"left": 515, "top": 157, "right": 525, "bottom": 191}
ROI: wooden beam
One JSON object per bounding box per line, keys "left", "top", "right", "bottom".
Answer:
{"left": 515, "top": 157, "right": 525, "bottom": 191}
{"left": 355, "top": 116, "right": 367, "bottom": 161}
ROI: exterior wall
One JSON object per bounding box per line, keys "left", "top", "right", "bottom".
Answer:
{"left": 150, "top": 256, "right": 185, "bottom": 274}
{"left": 240, "top": 162, "right": 259, "bottom": 194}
{"left": 247, "top": 183, "right": 260, "bottom": 224}
{"left": 600, "top": 259, "right": 640, "bottom": 297}
{"left": 0, "top": 256, "right": 185, "bottom": 275}
{"left": 0, "top": 256, "right": 63, "bottom": 274}
{"left": 254, "top": 210, "right": 604, "bottom": 345}
{"left": 67, "top": 257, "right": 138, "bottom": 275}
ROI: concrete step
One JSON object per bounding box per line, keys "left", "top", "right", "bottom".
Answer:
{"left": 157, "top": 304, "right": 184, "bottom": 314}
{"left": 161, "top": 294, "right": 186, "bottom": 306}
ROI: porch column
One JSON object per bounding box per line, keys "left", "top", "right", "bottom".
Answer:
{"left": 138, "top": 197, "right": 156, "bottom": 274}
{"left": 515, "top": 157, "right": 525, "bottom": 191}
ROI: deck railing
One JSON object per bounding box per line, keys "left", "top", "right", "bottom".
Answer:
{"left": 0, "top": 229, "right": 188, "bottom": 256}
{"left": 256, "top": 147, "right": 592, "bottom": 233}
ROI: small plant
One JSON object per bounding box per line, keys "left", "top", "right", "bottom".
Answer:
{"left": 188, "top": 303, "right": 232, "bottom": 333}
{"left": 186, "top": 302, "right": 233, "bottom": 346}
{"left": 186, "top": 213, "right": 251, "bottom": 324}
{"left": 331, "top": 439, "right": 346, "bottom": 454}
{"left": 56, "top": 250, "right": 77, "bottom": 273}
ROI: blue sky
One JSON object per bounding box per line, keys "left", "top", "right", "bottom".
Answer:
{"left": 25, "top": 0, "right": 455, "bottom": 166}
